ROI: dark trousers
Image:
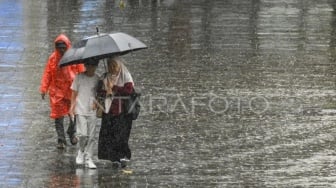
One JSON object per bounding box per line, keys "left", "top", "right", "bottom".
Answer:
{"left": 98, "top": 113, "right": 133, "bottom": 162}
{"left": 55, "top": 116, "right": 76, "bottom": 144}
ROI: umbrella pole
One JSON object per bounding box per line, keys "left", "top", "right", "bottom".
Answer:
{"left": 103, "top": 58, "right": 107, "bottom": 71}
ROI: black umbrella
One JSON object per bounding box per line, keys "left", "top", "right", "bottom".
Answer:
{"left": 59, "top": 32, "right": 147, "bottom": 67}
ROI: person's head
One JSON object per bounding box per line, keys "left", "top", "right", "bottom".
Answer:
{"left": 84, "top": 58, "right": 99, "bottom": 76}
{"left": 107, "top": 57, "right": 121, "bottom": 75}
{"left": 55, "top": 41, "right": 67, "bottom": 56}
{"left": 54, "top": 34, "right": 70, "bottom": 56}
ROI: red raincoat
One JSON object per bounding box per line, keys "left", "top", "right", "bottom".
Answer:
{"left": 40, "top": 34, "right": 85, "bottom": 119}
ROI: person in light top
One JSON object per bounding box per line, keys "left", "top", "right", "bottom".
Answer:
{"left": 70, "top": 58, "right": 99, "bottom": 169}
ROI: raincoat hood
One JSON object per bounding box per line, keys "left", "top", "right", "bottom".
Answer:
{"left": 53, "top": 34, "right": 71, "bottom": 65}
{"left": 54, "top": 34, "right": 71, "bottom": 49}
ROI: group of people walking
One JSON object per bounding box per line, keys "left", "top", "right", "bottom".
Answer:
{"left": 39, "top": 34, "right": 135, "bottom": 169}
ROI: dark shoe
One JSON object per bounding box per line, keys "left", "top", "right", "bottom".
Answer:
{"left": 120, "top": 158, "right": 129, "bottom": 168}
{"left": 111, "top": 161, "right": 121, "bottom": 168}
{"left": 120, "top": 161, "right": 127, "bottom": 168}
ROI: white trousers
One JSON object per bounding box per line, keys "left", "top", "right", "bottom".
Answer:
{"left": 76, "top": 115, "right": 97, "bottom": 158}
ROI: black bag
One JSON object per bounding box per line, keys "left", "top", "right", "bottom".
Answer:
{"left": 124, "top": 90, "right": 141, "bottom": 120}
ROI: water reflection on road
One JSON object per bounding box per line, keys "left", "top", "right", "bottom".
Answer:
{"left": 2, "top": 0, "right": 336, "bottom": 187}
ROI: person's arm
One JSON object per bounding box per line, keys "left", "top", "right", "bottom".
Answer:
{"left": 69, "top": 75, "right": 79, "bottom": 115}
{"left": 40, "top": 59, "right": 52, "bottom": 99}
{"left": 70, "top": 90, "right": 78, "bottom": 116}
{"left": 93, "top": 79, "right": 107, "bottom": 112}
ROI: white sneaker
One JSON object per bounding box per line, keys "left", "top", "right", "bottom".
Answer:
{"left": 85, "top": 157, "right": 97, "bottom": 169}
{"left": 76, "top": 150, "right": 84, "bottom": 165}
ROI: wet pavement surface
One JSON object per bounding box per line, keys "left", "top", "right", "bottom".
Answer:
{"left": 2, "top": 0, "right": 336, "bottom": 187}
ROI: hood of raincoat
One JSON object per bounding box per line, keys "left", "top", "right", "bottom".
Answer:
{"left": 54, "top": 34, "right": 71, "bottom": 49}
{"left": 53, "top": 34, "right": 71, "bottom": 63}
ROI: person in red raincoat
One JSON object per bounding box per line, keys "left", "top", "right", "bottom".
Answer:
{"left": 40, "top": 34, "right": 85, "bottom": 149}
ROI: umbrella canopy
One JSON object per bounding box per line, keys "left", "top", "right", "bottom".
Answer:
{"left": 59, "top": 32, "right": 147, "bottom": 67}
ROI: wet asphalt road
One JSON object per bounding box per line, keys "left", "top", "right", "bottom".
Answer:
{"left": 2, "top": 0, "right": 336, "bottom": 187}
